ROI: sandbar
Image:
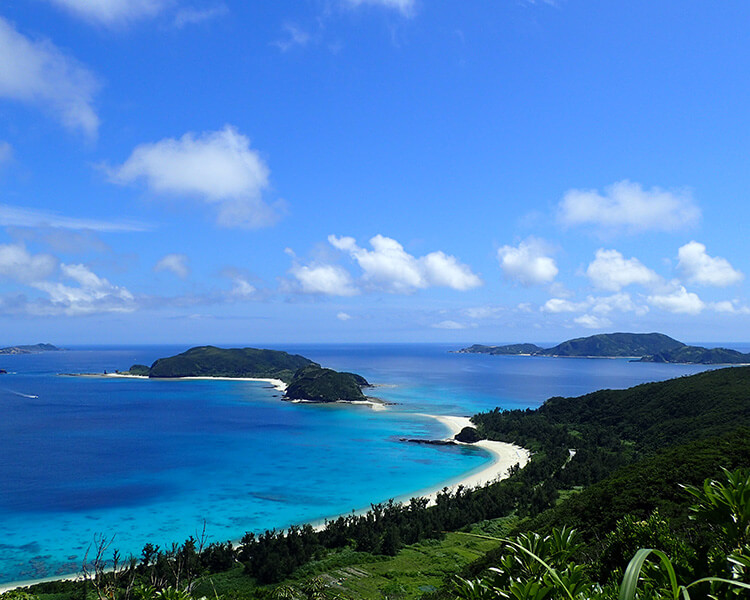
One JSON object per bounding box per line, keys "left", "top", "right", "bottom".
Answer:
{"left": 405, "top": 414, "right": 530, "bottom": 505}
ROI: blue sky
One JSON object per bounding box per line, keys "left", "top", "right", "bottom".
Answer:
{"left": 0, "top": 0, "right": 749, "bottom": 345}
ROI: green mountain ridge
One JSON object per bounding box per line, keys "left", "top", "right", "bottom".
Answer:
{"left": 457, "top": 332, "right": 750, "bottom": 364}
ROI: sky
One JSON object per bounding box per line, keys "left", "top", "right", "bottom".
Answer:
{"left": 0, "top": 0, "right": 749, "bottom": 346}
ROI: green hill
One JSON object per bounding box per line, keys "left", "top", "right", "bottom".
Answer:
{"left": 638, "top": 345, "right": 750, "bottom": 364}
{"left": 456, "top": 332, "right": 750, "bottom": 363}
{"left": 147, "top": 346, "right": 315, "bottom": 382}
{"left": 455, "top": 343, "right": 544, "bottom": 355}
{"left": 0, "top": 343, "right": 63, "bottom": 354}
{"left": 127, "top": 346, "right": 371, "bottom": 402}
{"left": 538, "top": 332, "right": 684, "bottom": 357}
{"left": 284, "top": 365, "right": 368, "bottom": 402}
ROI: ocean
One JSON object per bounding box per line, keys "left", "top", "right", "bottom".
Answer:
{"left": 0, "top": 343, "right": 727, "bottom": 584}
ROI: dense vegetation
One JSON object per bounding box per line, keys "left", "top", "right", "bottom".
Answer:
{"left": 639, "top": 345, "right": 750, "bottom": 364}
{"left": 4, "top": 365, "right": 748, "bottom": 599}
{"left": 146, "top": 346, "right": 315, "bottom": 382}
{"left": 457, "top": 331, "right": 750, "bottom": 363}
{"left": 284, "top": 365, "right": 368, "bottom": 402}
{"left": 123, "top": 346, "right": 371, "bottom": 403}
{"left": 456, "top": 343, "right": 543, "bottom": 355}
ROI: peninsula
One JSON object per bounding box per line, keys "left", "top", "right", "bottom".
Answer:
{"left": 456, "top": 332, "right": 750, "bottom": 364}
{"left": 0, "top": 343, "right": 63, "bottom": 355}
{"left": 120, "top": 345, "right": 372, "bottom": 403}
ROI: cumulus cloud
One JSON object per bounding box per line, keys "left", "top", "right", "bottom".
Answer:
{"left": 542, "top": 292, "right": 648, "bottom": 318}
{"left": 586, "top": 249, "right": 661, "bottom": 291}
{"left": 0, "top": 17, "right": 99, "bottom": 137}
{"left": 647, "top": 285, "right": 705, "bottom": 315}
{"left": 0, "top": 203, "right": 148, "bottom": 231}
{"left": 31, "top": 263, "right": 135, "bottom": 315}
{"left": 588, "top": 292, "right": 648, "bottom": 316}
{"left": 574, "top": 314, "right": 612, "bottom": 329}
{"left": 154, "top": 253, "right": 189, "bottom": 278}
{"left": 497, "top": 238, "right": 557, "bottom": 286}
{"left": 0, "top": 244, "right": 57, "bottom": 283}
{"left": 559, "top": 180, "right": 700, "bottom": 234}
{"left": 289, "top": 263, "right": 359, "bottom": 296}
{"left": 329, "top": 234, "right": 481, "bottom": 293}
{"left": 337, "top": 311, "right": 352, "bottom": 321}
{"left": 541, "top": 298, "right": 586, "bottom": 313}
{"left": 710, "top": 300, "right": 750, "bottom": 315}
{"left": 230, "top": 276, "right": 256, "bottom": 298}
{"left": 0, "top": 244, "right": 136, "bottom": 315}
{"left": 342, "top": 0, "right": 416, "bottom": 16}
{"left": 677, "top": 241, "right": 743, "bottom": 287}
{"left": 110, "top": 125, "right": 280, "bottom": 228}
{"left": 45, "top": 0, "right": 171, "bottom": 25}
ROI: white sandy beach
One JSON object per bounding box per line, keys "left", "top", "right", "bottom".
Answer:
{"left": 412, "top": 414, "right": 530, "bottom": 504}
{"left": 103, "top": 372, "right": 289, "bottom": 393}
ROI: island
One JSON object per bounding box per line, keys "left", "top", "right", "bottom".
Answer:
{"left": 455, "top": 332, "right": 750, "bottom": 364}
{"left": 0, "top": 343, "right": 63, "bottom": 355}
{"left": 119, "top": 345, "right": 372, "bottom": 403}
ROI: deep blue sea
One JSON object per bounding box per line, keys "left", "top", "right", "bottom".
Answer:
{"left": 0, "top": 343, "right": 735, "bottom": 584}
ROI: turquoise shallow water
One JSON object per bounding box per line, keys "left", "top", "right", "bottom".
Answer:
{"left": 0, "top": 344, "right": 724, "bottom": 584}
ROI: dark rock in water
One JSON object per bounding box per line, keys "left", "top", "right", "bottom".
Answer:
{"left": 0, "top": 368, "right": 7, "bottom": 374}
{"left": 400, "top": 438, "right": 457, "bottom": 446}
{"left": 454, "top": 426, "right": 481, "bottom": 443}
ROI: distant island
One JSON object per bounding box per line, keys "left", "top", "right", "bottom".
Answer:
{"left": 455, "top": 332, "right": 750, "bottom": 364}
{"left": 0, "top": 343, "right": 63, "bottom": 355}
{"left": 120, "top": 345, "right": 372, "bottom": 404}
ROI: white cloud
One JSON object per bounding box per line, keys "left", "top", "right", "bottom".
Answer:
{"left": 329, "top": 234, "right": 481, "bottom": 293}
{"left": 586, "top": 248, "right": 661, "bottom": 291}
{"left": 337, "top": 311, "right": 352, "bottom": 321}
{"left": 45, "top": 0, "right": 171, "bottom": 25}
{"left": 709, "top": 300, "right": 750, "bottom": 315}
{"left": 542, "top": 298, "right": 586, "bottom": 313}
{"left": 174, "top": 4, "right": 228, "bottom": 28}
{"left": 432, "top": 320, "right": 466, "bottom": 330}
{"left": 110, "top": 125, "right": 279, "bottom": 228}
{"left": 230, "top": 276, "right": 256, "bottom": 298}
{"left": 0, "top": 244, "right": 57, "bottom": 283}
{"left": 154, "top": 253, "right": 189, "bottom": 278}
{"left": 289, "top": 263, "right": 359, "bottom": 296}
{"left": 0, "top": 203, "right": 148, "bottom": 231}
{"left": 463, "top": 305, "right": 503, "bottom": 319}
{"left": 647, "top": 285, "right": 705, "bottom": 315}
{"left": 588, "top": 292, "right": 648, "bottom": 316}
{"left": 274, "top": 23, "right": 311, "bottom": 51}
{"left": 32, "top": 263, "right": 135, "bottom": 315}
{"left": 559, "top": 180, "right": 700, "bottom": 234}
{"left": 342, "top": 0, "right": 416, "bottom": 16}
{"left": 574, "top": 314, "right": 612, "bottom": 329}
{"left": 677, "top": 241, "right": 743, "bottom": 287}
{"left": 497, "top": 238, "right": 557, "bottom": 286}
{"left": 0, "top": 17, "right": 99, "bottom": 138}
{"left": 542, "top": 292, "right": 648, "bottom": 318}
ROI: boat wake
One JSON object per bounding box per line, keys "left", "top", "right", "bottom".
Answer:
{"left": 3, "top": 389, "right": 39, "bottom": 399}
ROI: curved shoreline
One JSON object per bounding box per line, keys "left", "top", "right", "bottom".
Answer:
{"left": 410, "top": 414, "right": 530, "bottom": 504}
{"left": 0, "top": 409, "right": 529, "bottom": 593}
